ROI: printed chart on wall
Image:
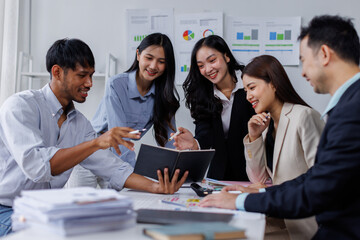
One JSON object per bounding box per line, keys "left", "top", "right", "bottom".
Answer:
{"left": 225, "top": 17, "right": 301, "bottom": 66}
{"left": 126, "top": 9, "right": 174, "bottom": 68}
{"left": 225, "top": 17, "right": 262, "bottom": 66}
{"left": 175, "top": 12, "right": 223, "bottom": 85}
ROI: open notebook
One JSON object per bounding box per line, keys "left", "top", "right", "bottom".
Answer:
{"left": 134, "top": 144, "right": 215, "bottom": 182}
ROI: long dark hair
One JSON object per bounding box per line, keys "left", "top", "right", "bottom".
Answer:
{"left": 183, "top": 35, "right": 244, "bottom": 122}
{"left": 126, "top": 33, "right": 179, "bottom": 146}
{"left": 241, "top": 55, "right": 310, "bottom": 107}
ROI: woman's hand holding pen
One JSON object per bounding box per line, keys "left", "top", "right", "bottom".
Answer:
{"left": 248, "top": 112, "right": 271, "bottom": 142}
{"left": 171, "top": 127, "right": 199, "bottom": 150}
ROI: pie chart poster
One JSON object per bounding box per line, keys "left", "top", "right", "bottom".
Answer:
{"left": 175, "top": 12, "right": 223, "bottom": 85}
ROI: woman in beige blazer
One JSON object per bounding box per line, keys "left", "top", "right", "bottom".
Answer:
{"left": 242, "top": 55, "right": 325, "bottom": 240}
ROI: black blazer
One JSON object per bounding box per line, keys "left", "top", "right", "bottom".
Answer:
{"left": 244, "top": 79, "right": 360, "bottom": 239}
{"left": 195, "top": 89, "right": 255, "bottom": 181}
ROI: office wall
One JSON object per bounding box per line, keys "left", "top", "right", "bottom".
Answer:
{"left": 26, "top": 0, "right": 359, "bottom": 148}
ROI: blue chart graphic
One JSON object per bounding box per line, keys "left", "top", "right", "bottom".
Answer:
{"left": 181, "top": 64, "right": 190, "bottom": 72}
{"left": 233, "top": 49, "right": 259, "bottom": 52}
{"left": 236, "top": 30, "right": 258, "bottom": 40}
{"left": 237, "top": 32, "right": 244, "bottom": 40}
{"left": 269, "top": 30, "right": 291, "bottom": 40}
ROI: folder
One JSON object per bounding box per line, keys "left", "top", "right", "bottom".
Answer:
{"left": 134, "top": 144, "right": 215, "bottom": 182}
{"left": 136, "top": 209, "right": 233, "bottom": 224}
{"left": 144, "top": 222, "right": 246, "bottom": 240}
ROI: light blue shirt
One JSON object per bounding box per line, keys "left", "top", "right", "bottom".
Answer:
{"left": 0, "top": 84, "right": 133, "bottom": 207}
{"left": 91, "top": 71, "right": 176, "bottom": 167}
{"left": 235, "top": 188, "right": 266, "bottom": 210}
{"left": 321, "top": 72, "right": 360, "bottom": 119}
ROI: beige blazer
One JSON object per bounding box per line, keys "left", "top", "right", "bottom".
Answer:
{"left": 243, "top": 103, "right": 325, "bottom": 240}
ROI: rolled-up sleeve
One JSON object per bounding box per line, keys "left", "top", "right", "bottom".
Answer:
{"left": 0, "top": 96, "right": 59, "bottom": 182}
{"left": 79, "top": 121, "right": 134, "bottom": 190}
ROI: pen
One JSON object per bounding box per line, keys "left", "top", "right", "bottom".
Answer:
{"left": 130, "top": 128, "right": 146, "bottom": 134}
{"left": 160, "top": 199, "right": 186, "bottom": 207}
{"left": 212, "top": 190, "right": 242, "bottom": 194}
{"left": 168, "top": 130, "right": 181, "bottom": 141}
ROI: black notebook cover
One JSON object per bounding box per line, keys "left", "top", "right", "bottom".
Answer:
{"left": 134, "top": 144, "right": 215, "bottom": 182}
{"left": 136, "top": 209, "right": 233, "bottom": 224}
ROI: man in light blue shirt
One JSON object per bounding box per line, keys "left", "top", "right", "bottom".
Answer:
{"left": 0, "top": 38, "right": 187, "bottom": 237}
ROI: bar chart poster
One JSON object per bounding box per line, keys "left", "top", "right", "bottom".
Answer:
{"left": 225, "top": 17, "right": 262, "bottom": 65}
{"left": 175, "top": 12, "right": 223, "bottom": 85}
{"left": 225, "top": 16, "right": 301, "bottom": 66}
{"left": 264, "top": 17, "right": 301, "bottom": 65}
{"left": 126, "top": 9, "right": 174, "bottom": 68}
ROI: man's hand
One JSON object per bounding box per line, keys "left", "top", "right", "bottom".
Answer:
{"left": 199, "top": 184, "right": 260, "bottom": 209}
{"left": 199, "top": 191, "right": 238, "bottom": 209}
{"left": 152, "top": 168, "right": 189, "bottom": 194}
{"left": 94, "top": 127, "right": 140, "bottom": 155}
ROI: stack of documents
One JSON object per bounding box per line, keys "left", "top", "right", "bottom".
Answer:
{"left": 12, "top": 187, "right": 135, "bottom": 236}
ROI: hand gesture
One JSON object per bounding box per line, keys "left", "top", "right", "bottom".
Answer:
{"left": 199, "top": 191, "right": 238, "bottom": 209}
{"left": 95, "top": 127, "right": 140, "bottom": 155}
{"left": 248, "top": 112, "right": 270, "bottom": 142}
{"left": 199, "top": 184, "right": 260, "bottom": 209}
{"left": 152, "top": 168, "right": 189, "bottom": 194}
{"left": 172, "top": 127, "right": 198, "bottom": 150}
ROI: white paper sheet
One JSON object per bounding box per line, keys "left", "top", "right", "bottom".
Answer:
{"left": 126, "top": 9, "right": 174, "bottom": 68}
{"left": 225, "top": 16, "right": 301, "bottom": 66}
{"left": 174, "top": 12, "right": 223, "bottom": 85}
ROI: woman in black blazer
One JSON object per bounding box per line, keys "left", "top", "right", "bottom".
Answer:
{"left": 173, "top": 35, "right": 254, "bottom": 181}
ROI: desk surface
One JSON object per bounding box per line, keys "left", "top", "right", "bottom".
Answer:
{"left": 5, "top": 188, "right": 265, "bottom": 240}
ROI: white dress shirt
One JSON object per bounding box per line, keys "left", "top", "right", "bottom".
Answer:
{"left": 213, "top": 81, "right": 242, "bottom": 138}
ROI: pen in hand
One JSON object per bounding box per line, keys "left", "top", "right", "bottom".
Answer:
{"left": 168, "top": 130, "right": 181, "bottom": 141}
{"left": 130, "top": 128, "right": 146, "bottom": 134}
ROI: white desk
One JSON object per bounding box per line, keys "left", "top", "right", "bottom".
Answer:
{"left": 5, "top": 188, "right": 265, "bottom": 240}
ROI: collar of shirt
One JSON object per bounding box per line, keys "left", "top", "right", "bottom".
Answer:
{"left": 213, "top": 80, "right": 242, "bottom": 102}
{"left": 321, "top": 72, "right": 360, "bottom": 119}
{"left": 41, "top": 84, "right": 77, "bottom": 120}
{"left": 128, "top": 70, "right": 155, "bottom": 99}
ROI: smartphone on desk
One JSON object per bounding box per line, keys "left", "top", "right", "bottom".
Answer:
{"left": 190, "top": 183, "right": 213, "bottom": 197}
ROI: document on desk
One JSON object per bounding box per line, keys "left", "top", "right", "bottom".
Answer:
{"left": 121, "top": 188, "right": 263, "bottom": 221}
{"left": 20, "top": 187, "right": 126, "bottom": 207}
{"left": 12, "top": 187, "right": 136, "bottom": 236}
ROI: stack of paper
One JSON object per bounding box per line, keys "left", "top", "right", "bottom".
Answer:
{"left": 12, "top": 187, "right": 135, "bottom": 236}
